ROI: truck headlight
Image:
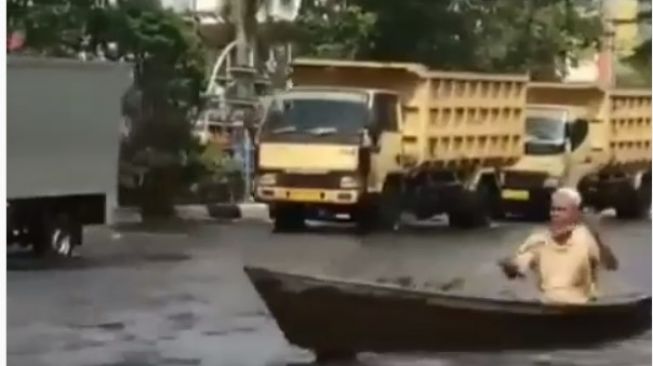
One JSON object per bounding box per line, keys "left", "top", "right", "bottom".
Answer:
{"left": 340, "top": 176, "right": 360, "bottom": 189}
{"left": 543, "top": 177, "right": 560, "bottom": 188}
{"left": 258, "top": 173, "right": 277, "bottom": 186}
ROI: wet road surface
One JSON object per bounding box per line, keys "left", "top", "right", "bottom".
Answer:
{"left": 7, "top": 216, "right": 651, "bottom": 366}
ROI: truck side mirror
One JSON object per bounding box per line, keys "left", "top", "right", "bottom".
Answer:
{"left": 368, "top": 122, "right": 381, "bottom": 139}
{"left": 366, "top": 123, "right": 381, "bottom": 152}
{"left": 365, "top": 110, "right": 381, "bottom": 143}
{"left": 568, "top": 119, "right": 589, "bottom": 151}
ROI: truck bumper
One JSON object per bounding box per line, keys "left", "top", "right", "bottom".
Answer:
{"left": 256, "top": 186, "right": 360, "bottom": 206}
{"left": 500, "top": 187, "right": 554, "bottom": 214}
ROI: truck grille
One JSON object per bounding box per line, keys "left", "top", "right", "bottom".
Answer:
{"left": 279, "top": 173, "right": 342, "bottom": 189}
{"left": 504, "top": 172, "right": 547, "bottom": 189}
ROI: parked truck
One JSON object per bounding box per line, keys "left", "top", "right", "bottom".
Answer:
{"left": 7, "top": 56, "right": 132, "bottom": 256}
{"left": 500, "top": 82, "right": 651, "bottom": 219}
{"left": 254, "top": 59, "right": 528, "bottom": 231}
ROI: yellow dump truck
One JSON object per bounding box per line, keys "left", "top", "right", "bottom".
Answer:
{"left": 254, "top": 59, "right": 528, "bottom": 231}
{"left": 500, "top": 82, "right": 652, "bottom": 219}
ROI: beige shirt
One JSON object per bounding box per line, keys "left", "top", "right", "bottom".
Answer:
{"left": 512, "top": 225, "right": 601, "bottom": 304}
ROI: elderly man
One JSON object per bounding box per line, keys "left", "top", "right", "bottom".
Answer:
{"left": 499, "top": 187, "right": 618, "bottom": 304}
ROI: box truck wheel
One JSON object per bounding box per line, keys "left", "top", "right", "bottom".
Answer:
{"left": 273, "top": 204, "right": 306, "bottom": 232}
{"left": 33, "top": 213, "right": 79, "bottom": 258}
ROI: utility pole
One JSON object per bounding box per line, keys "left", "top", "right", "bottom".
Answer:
{"left": 230, "top": 0, "right": 259, "bottom": 201}
{"left": 230, "top": 0, "right": 258, "bottom": 103}
{"left": 598, "top": 0, "right": 616, "bottom": 87}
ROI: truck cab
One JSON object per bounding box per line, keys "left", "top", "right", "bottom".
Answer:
{"left": 501, "top": 104, "right": 592, "bottom": 217}
{"left": 254, "top": 86, "right": 404, "bottom": 231}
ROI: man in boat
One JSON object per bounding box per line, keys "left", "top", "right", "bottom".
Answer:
{"left": 499, "top": 187, "right": 618, "bottom": 304}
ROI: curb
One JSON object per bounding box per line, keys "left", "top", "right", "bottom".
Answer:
{"left": 207, "top": 202, "right": 270, "bottom": 221}
{"left": 113, "top": 203, "right": 270, "bottom": 224}
{"left": 207, "top": 204, "right": 241, "bottom": 219}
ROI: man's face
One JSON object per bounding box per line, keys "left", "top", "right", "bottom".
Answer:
{"left": 550, "top": 193, "right": 579, "bottom": 229}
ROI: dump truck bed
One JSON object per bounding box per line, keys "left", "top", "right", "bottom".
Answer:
{"left": 7, "top": 57, "right": 131, "bottom": 207}
{"left": 607, "top": 89, "right": 651, "bottom": 170}
{"left": 291, "top": 58, "right": 528, "bottom": 169}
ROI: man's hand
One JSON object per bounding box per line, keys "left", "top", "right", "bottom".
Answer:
{"left": 498, "top": 257, "right": 523, "bottom": 280}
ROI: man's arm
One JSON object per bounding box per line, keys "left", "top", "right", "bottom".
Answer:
{"left": 583, "top": 227, "right": 604, "bottom": 299}
{"left": 582, "top": 216, "right": 618, "bottom": 270}
{"left": 498, "top": 234, "right": 543, "bottom": 280}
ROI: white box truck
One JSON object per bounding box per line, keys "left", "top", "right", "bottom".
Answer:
{"left": 7, "top": 56, "right": 132, "bottom": 256}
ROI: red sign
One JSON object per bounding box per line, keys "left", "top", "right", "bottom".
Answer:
{"left": 7, "top": 31, "right": 25, "bottom": 52}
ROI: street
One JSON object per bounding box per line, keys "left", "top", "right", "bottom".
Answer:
{"left": 7, "top": 216, "right": 652, "bottom": 366}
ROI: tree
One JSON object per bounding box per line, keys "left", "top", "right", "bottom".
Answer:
{"left": 7, "top": 0, "right": 111, "bottom": 57}
{"left": 466, "top": 0, "right": 601, "bottom": 78}
{"left": 295, "top": 0, "right": 377, "bottom": 58}
{"left": 621, "top": 7, "right": 651, "bottom": 86}
{"left": 108, "top": 0, "right": 206, "bottom": 218}
{"left": 294, "top": 0, "right": 602, "bottom": 79}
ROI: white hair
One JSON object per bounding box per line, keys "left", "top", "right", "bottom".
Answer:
{"left": 552, "top": 187, "right": 582, "bottom": 208}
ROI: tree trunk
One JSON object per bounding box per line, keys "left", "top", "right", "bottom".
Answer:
{"left": 139, "top": 166, "right": 178, "bottom": 220}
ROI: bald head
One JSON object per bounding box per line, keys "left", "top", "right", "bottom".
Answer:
{"left": 552, "top": 187, "right": 582, "bottom": 208}
{"left": 550, "top": 187, "right": 582, "bottom": 233}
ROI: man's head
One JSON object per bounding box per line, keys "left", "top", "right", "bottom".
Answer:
{"left": 549, "top": 187, "right": 582, "bottom": 235}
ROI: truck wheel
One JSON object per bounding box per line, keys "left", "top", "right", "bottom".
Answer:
{"left": 355, "top": 182, "right": 402, "bottom": 234}
{"left": 314, "top": 349, "right": 356, "bottom": 362}
{"left": 377, "top": 181, "right": 402, "bottom": 231}
{"left": 616, "top": 176, "right": 650, "bottom": 219}
{"left": 273, "top": 204, "right": 306, "bottom": 232}
{"left": 526, "top": 196, "right": 551, "bottom": 222}
{"left": 488, "top": 186, "right": 505, "bottom": 220}
{"left": 354, "top": 202, "right": 375, "bottom": 234}
{"left": 33, "top": 214, "right": 78, "bottom": 258}
{"left": 448, "top": 185, "right": 490, "bottom": 228}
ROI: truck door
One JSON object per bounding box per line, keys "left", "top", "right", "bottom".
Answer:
{"left": 367, "top": 93, "right": 403, "bottom": 193}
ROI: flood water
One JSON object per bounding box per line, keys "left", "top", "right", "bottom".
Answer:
{"left": 7, "top": 215, "right": 651, "bottom": 366}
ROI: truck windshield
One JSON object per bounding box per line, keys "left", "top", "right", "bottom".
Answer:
{"left": 260, "top": 98, "right": 368, "bottom": 138}
{"left": 525, "top": 117, "right": 566, "bottom": 155}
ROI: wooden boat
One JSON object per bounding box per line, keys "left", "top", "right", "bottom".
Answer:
{"left": 244, "top": 266, "right": 651, "bottom": 360}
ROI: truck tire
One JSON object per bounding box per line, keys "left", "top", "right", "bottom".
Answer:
{"left": 526, "top": 196, "right": 551, "bottom": 222}
{"left": 33, "top": 213, "right": 79, "bottom": 258}
{"left": 354, "top": 201, "right": 376, "bottom": 234}
{"left": 488, "top": 185, "right": 505, "bottom": 220}
{"left": 273, "top": 204, "right": 306, "bottom": 232}
{"left": 355, "top": 181, "right": 402, "bottom": 234}
{"left": 448, "top": 185, "right": 490, "bottom": 228}
{"left": 616, "top": 175, "right": 651, "bottom": 219}
{"left": 377, "top": 180, "right": 402, "bottom": 231}
{"left": 314, "top": 349, "right": 356, "bottom": 362}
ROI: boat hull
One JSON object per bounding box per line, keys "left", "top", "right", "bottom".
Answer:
{"left": 244, "top": 266, "right": 651, "bottom": 357}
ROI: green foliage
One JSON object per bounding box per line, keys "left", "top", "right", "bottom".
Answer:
{"left": 199, "top": 143, "right": 243, "bottom": 180}
{"left": 109, "top": 0, "right": 206, "bottom": 216}
{"left": 7, "top": 0, "right": 110, "bottom": 56}
{"left": 199, "top": 143, "right": 226, "bottom": 176}
{"left": 621, "top": 8, "right": 651, "bottom": 87}
{"left": 295, "top": 0, "right": 602, "bottom": 78}
{"left": 295, "top": 1, "right": 377, "bottom": 58}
